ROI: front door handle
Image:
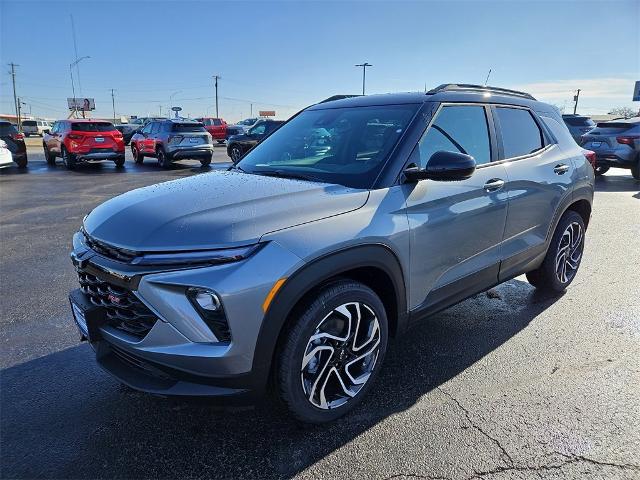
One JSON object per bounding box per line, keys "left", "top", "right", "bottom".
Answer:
{"left": 484, "top": 178, "right": 505, "bottom": 192}
{"left": 554, "top": 164, "right": 570, "bottom": 175}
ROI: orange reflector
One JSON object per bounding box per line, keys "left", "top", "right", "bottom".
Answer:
{"left": 262, "top": 278, "right": 287, "bottom": 313}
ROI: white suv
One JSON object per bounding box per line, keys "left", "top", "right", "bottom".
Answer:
{"left": 22, "top": 120, "right": 51, "bottom": 137}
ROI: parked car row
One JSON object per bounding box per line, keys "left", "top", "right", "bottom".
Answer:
{"left": 580, "top": 118, "right": 640, "bottom": 178}
{"left": 0, "top": 120, "right": 27, "bottom": 168}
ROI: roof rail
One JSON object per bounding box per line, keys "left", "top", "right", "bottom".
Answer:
{"left": 319, "top": 94, "right": 362, "bottom": 103}
{"left": 427, "top": 84, "right": 536, "bottom": 101}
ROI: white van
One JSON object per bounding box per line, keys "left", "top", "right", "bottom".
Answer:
{"left": 22, "top": 120, "right": 51, "bottom": 137}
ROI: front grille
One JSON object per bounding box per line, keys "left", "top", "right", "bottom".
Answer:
{"left": 77, "top": 269, "right": 157, "bottom": 338}
{"left": 83, "top": 232, "right": 137, "bottom": 263}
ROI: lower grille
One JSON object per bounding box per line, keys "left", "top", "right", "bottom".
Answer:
{"left": 77, "top": 269, "right": 157, "bottom": 338}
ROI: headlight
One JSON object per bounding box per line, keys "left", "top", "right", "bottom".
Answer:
{"left": 131, "top": 244, "right": 263, "bottom": 266}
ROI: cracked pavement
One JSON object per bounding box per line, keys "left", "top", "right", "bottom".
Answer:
{"left": 1, "top": 152, "right": 639, "bottom": 479}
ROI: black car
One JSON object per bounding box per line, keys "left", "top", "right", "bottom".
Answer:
{"left": 226, "top": 119, "right": 284, "bottom": 162}
{"left": 0, "top": 121, "right": 27, "bottom": 168}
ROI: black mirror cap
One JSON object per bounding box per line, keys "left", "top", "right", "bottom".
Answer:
{"left": 425, "top": 151, "right": 476, "bottom": 181}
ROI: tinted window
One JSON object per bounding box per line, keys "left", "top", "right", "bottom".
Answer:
{"left": 23, "top": 120, "right": 37, "bottom": 127}
{"left": 0, "top": 122, "right": 18, "bottom": 136}
{"left": 495, "top": 108, "right": 543, "bottom": 158}
{"left": 250, "top": 123, "right": 267, "bottom": 135}
{"left": 237, "top": 104, "right": 418, "bottom": 189}
{"left": 171, "top": 123, "right": 206, "bottom": 133}
{"left": 71, "top": 122, "right": 115, "bottom": 132}
{"left": 417, "top": 105, "right": 491, "bottom": 167}
{"left": 564, "top": 117, "right": 595, "bottom": 127}
{"left": 150, "top": 122, "right": 161, "bottom": 134}
{"left": 212, "top": 119, "right": 222, "bottom": 126}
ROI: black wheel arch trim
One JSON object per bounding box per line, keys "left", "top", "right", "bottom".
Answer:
{"left": 250, "top": 243, "right": 408, "bottom": 392}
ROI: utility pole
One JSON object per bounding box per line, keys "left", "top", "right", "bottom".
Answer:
{"left": 212, "top": 75, "right": 220, "bottom": 118}
{"left": 8, "top": 62, "right": 21, "bottom": 131}
{"left": 250, "top": 103, "right": 253, "bottom": 116}
{"left": 110, "top": 89, "right": 116, "bottom": 122}
{"left": 16, "top": 97, "right": 23, "bottom": 128}
{"left": 355, "top": 63, "right": 372, "bottom": 95}
{"left": 573, "top": 89, "right": 581, "bottom": 114}
{"left": 159, "top": 105, "right": 162, "bottom": 116}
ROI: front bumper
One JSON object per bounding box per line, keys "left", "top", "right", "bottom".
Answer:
{"left": 69, "top": 235, "right": 304, "bottom": 397}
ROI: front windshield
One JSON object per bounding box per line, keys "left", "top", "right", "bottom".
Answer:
{"left": 236, "top": 104, "right": 418, "bottom": 189}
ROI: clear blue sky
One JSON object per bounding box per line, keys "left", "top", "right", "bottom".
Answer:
{"left": 1, "top": 0, "right": 638, "bottom": 121}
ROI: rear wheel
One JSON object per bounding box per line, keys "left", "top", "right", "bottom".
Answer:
{"left": 62, "top": 147, "right": 76, "bottom": 170}
{"left": 132, "top": 145, "right": 144, "bottom": 164}
{"left": 277, "top": 280, "right": 388, "bottom": 423}
{"left": 200, "top": 155, "right": 212, "bottom": 167}
{"left": 526, "top": 210, "right": 585, "bottom": 292}
{"left": 44, "top": 144, "right": 56, "bottom": 165}
{"left": 631, "top": 156, "right": 640, "bottom": 180}
{"left": 157, "top": 147, "right": 170, "bottom": 169}
{"left": 114, "top": 156, "right": 125, "bottom": 168}
{"left": 15, "top": 155, "right": 27, "bottom": 168}
{"left": 594, "top": 165, "right": 609, "bottom": 176}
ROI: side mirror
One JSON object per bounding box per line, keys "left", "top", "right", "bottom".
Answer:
{"left": 404, "top": 151, "right": 476, "bottom": 182}
{"left": 43, "top": 129, "right": 51, "bottom": 135}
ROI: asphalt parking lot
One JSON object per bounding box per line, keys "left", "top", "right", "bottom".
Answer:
{"left": 1, "top": 145, "right": 639, "bottom": 480}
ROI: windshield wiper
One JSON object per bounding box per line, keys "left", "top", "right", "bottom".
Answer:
{"left": 251, "top": 169, "right": 323, "bottom": 183}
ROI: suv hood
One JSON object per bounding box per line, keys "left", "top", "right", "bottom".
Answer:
{"left": 84, "top": 171, "right": 369, "bottom": 251}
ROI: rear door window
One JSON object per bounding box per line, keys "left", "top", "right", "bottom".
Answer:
{"left": 417, "top": 105, "right": 492, "bottom": 167}
{"left": 495, "top": 107, "right": 544, "bottom": 158}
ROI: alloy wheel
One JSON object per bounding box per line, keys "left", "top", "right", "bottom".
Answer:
{"left": 231, "top": 147, "right": 241, "bottom": 161}
{"left": 555, "top": 221, "right": 583, "bottom": 284}
{"left": 301, "top": 302, "right": 381, "bottom": 410}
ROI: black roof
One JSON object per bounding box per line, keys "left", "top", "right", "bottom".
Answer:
{"left": 309, "top": 84, "right": 546, "bottom": 111}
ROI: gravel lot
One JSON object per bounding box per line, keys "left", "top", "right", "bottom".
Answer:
{"left": 1, "top": 146, "right": 639, "bottom": 480}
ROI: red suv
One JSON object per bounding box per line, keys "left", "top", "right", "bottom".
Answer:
{"left": 196, "top": 117, "right": 227, "bottom": 143}
{"left": 43, "top": 120, "right": 125, "bottom": 169}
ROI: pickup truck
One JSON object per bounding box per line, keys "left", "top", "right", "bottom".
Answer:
{"left": 195, "top": 117, "right": 227, "bottom": 143}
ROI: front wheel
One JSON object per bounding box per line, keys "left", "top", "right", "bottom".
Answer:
{"left": 229, "top": 145, "right": 243, "bottom": 163}
{"left": 132, "top": 145, "right": 144, "bottom": 164}
{"left": 277, "top": 280, "right": 388, "bottom": 423}
{"left": 594, "top": 165, "right": 609, "bottom": 176}
{"left": 44, "top": 145, "right": 56, "bottom": 165}
{"left": 526, "top": 210, "right": 585, "bottom": 292}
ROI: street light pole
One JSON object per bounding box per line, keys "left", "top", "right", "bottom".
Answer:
{"left": 355, "top": 62, "right": 372, "bottom": 95}
{"left": 110, "top": 89, "right": 116, "bottom": 122}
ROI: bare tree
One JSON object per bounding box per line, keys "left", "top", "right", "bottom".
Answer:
{"left": 607, "top": 107, "right": 637, "bottom": 119}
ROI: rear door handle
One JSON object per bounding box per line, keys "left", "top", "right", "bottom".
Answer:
{"left": 554, "top": 164, "right": 570, "bottom": 175}
{"left": 483, "top": 178, "right": 505, "bottom": 192}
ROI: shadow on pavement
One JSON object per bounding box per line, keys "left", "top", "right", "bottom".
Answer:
{"left": 594, "top": 173, "right": 640, "bottom": 193}
{"left": 1, "top": 279, "right": 562, "bottom": 479}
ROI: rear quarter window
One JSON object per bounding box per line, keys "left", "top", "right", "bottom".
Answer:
{"left": 495, "top": 107, "right": 544, "bottom": 158}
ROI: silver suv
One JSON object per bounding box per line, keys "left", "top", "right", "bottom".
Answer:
{"left": 580, "top": 118, "right": 640, "bottom": 178}
{"left": 129, "top": 118, "right": 213, "bottom": 168}
{"left": 69, "top": 84, "right": 594, "bottom": 423}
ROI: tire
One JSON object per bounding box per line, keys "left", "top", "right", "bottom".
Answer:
{"left": 526, "top": 210, "right": 585, "bottom": 293}
{"left": 277, "top": 280, "right": 388, "bottom": 424}
{"left": 114, "top": 156, "right": 125, "bottom": 168}
{"left": 132, "top": 145, "right": 144, "bottom": 164}
{"left": 200, "top": 155, "right": 212, "bottom": 167}
{"left": 157, "top": 147, "right": 170, "bottom": 169}
{"left": 44, "top": 145, "right": 56, "bottom": 165}
{"left": 15, "top": 155, "right": 27, "bottom": 169}
{"left": 594, "top": 165, "right": 609, "bottom": 176}
{"left": 62, "top": 147, "right": 76, "bottom": 170}
{"left": 631, "top": 157, "right": 640, "bottom": 180}
{"left": 229, "top": 145, "right": 243, "bottom": 163}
